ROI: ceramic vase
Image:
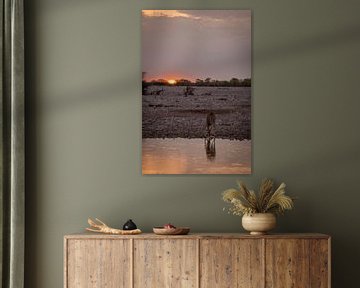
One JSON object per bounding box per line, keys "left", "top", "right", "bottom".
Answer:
{"left": 242, "top": 213, "right": 276, "bottom": 235}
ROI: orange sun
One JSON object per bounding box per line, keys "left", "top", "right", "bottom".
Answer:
{"left": 168, "top": 79, "right": 176, "bottom": 85}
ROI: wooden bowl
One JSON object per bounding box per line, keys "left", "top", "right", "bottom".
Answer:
{"left": 153, "top": 227, "right": 190, "bottom": 235}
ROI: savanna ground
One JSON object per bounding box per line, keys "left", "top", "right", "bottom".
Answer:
{"left": 142, "top": 86, "right": 251, "bottom": 140}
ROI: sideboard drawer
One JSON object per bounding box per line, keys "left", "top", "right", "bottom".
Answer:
{"left": 265, "top": 238, "right": 329, "bottom": 288}
{"left": 200, "top": 239, "right": 263, "bottom": 288}
{"left": 66, "top": 239, "right": 131, "bottom": 288}
{"left": 134, "top": 239, "right": 198, "bottom": 288}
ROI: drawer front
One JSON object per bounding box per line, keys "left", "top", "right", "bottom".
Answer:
{"left": 200, "top": 239, "right": 264, "bottom": 288}
{"left": 265, "top": 239, "right": 329, "bottom": 288}
{"left": 66, "top": 239, "right": 131, "bottom": 288}
{"left": 309, "top": 239, "right": 330, "bottom": 288}
{"left": 134, "top": 239, "right": 198, "bottom": 288}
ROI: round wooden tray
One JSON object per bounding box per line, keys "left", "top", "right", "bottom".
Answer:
{"left": 153, "top": 227, "right": 190, "bottom": 235}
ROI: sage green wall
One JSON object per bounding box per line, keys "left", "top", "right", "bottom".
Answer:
{"left": 25, "top": 0, "right": 360, "bottom": 287}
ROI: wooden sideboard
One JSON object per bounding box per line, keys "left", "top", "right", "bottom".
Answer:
{"left": 64, "top": 233, "right": 330, "bottom": 288}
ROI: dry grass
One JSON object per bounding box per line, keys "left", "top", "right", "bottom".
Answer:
{"left": 222, "top": 179, "right": 294, "bottom": 216}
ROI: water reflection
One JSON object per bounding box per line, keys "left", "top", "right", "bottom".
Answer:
{"left": 204, "top": 136, "right": 216, "bottom": 161}
{"left": 142, "top": 138, "right": 251, "bottom": 174}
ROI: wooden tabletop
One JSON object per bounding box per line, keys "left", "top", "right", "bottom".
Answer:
{"left": 65, "top": 232, "right": 330, "bottom": 240}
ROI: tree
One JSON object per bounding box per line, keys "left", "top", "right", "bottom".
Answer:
{"left": 230, "top": 78, "right": 241, "bottom": 86}
{"left": 241, "top": 78, "right": 251, "bottom": 87}
{"left": 150, "top": 79, "right": 168, "bottom": 85}
{"left": 177, "top": 79, "right": 192, "bottom": 86}
{"left": 195, "top": 79, "right": 204, "bottom": 86}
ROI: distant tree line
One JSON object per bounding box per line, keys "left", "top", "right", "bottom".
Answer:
{"left": 192, "top": 77, "right": 251, "bottom": 87}
{"left": 142, "top": 75, "right": 251, "bottom": 88}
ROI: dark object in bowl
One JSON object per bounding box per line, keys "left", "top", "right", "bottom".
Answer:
{"left": 123, "top": 219, "right": 137, "bottom": 230}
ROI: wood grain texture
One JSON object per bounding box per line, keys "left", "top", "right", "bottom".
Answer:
{"left": 310, "top": 239, "right": 329, "bottom": 288}
{"left": 200, "top": 239, "right": 264, "bottom": 288}
{"left": 65, "top": 233, "right": 330, "bottom": 240}
{"left": 133, "top": 239, "right": 197, "bottom": 288}
{"left": 64, "top": 239, "right": 68, "bottom": 288}
{"left": 64, "top": 234, "right": 331, "bottom": 288}
{"left": 265, "top": 239, "right": 310, "bottom": 288}
{"left": 66, "top": 239, "right": 131, "bottom": 288}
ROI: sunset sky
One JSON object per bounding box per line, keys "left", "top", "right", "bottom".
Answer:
{"left": 142, "top": 10, "right": 251, "bottom": 82}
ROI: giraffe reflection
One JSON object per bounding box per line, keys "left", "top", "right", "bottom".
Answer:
{"left": 205, "top": 136, "right": 216, "bottom": 161}
{"left": 205, "top": 112, "right": 216, "bottom": 161}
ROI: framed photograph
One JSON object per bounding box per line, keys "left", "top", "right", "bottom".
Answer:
{"left": 142, "top": 10, "right": 251, "bottom": 174}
